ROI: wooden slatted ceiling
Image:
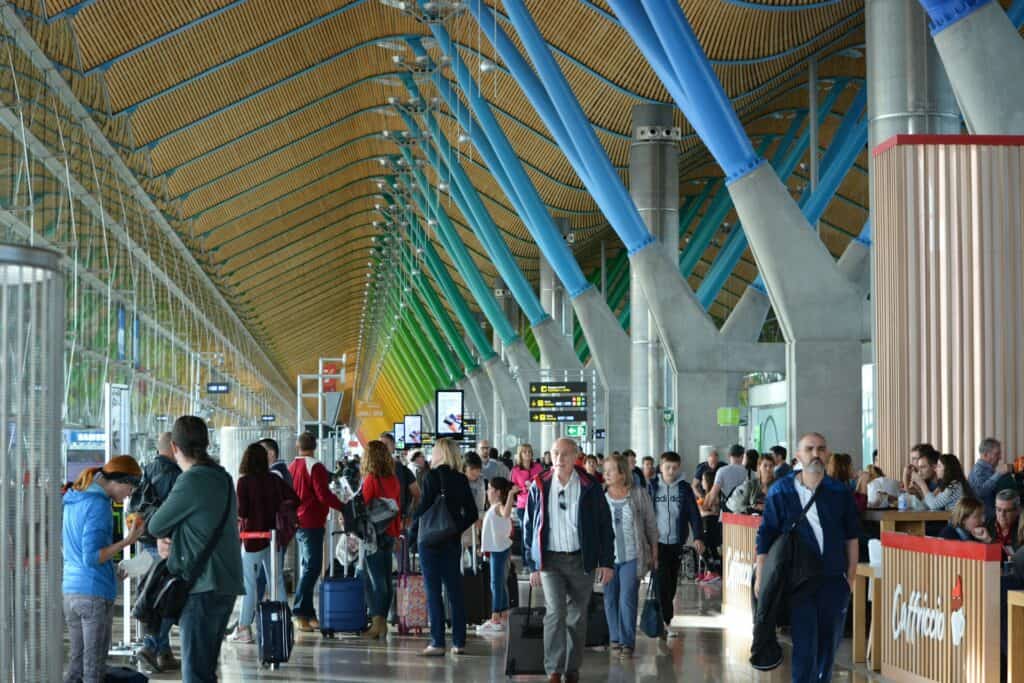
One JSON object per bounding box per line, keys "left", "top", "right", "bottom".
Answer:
{"left": 12, "top": 0, "right": 877, "bottom": 387}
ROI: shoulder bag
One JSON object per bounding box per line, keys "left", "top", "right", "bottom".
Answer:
{"left": 133, "top": 469, "right": 233, "bottom": 628}
{"left": 418, "top": 470, "right": 459, "bottom": 547}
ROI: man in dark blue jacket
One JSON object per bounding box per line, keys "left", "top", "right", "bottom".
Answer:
{"left": 648, "top": 451, "right": 704, "bottom": 636}
{"left": 523, "top": 438, "right": 614, "bottom": 683}
{"left": 755, "top": 432, "right": 860, "bottom": 683}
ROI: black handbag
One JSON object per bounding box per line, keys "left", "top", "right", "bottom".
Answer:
{"left": 133, "top": 470, "right": 232, "bottom": 628}
{"left": 418, "top": 470, "right": 459, "bottom": 547}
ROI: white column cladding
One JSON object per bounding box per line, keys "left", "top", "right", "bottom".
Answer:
{"left": 629, "top": 103, "right": 679, "bottom": 459}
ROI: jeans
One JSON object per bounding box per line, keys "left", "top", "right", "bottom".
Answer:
{"left": 179, "top": 591, "right": 235, "bottom": 683}
{"left": 789, "top": 576, "right": 851, "bottom": 683}
{"left": 540, "top": 551, "right": 594, "bottom": 676}
{"left": 489, "top": 549, "right": 510, "bottom": 613}
{"left": 603, "top": 559, "right": 639, "bottom": 648}
{"left": 419, "top": 539, "right": 466, "bottom": 648}
{"left": 240, "top": 545, "right": 287, "bottom": 626}
{"left": 293, "top": 527, "right": 325, "bottom": 619}
{"left": 141, "top": 544, "right": 173, "bottom": 654}
{"left": 362, "top": 534, "right": 395, "bottom": 617}
{"left": 657, "top": 543, "right": 683, "bottom": 625}
{"left": 63, "top": 593, "right": 114, "bottom": 683}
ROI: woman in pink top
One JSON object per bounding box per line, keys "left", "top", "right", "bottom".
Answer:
{"left": 509, "top": 444, "right": 542, "bottom": 528}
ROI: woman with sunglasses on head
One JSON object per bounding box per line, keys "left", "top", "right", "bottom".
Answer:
{"left": 62, "top": 455, "right": 145, "bottom": 683}
{"left": 602, "top": 453, "right": 658, "bottom": 659}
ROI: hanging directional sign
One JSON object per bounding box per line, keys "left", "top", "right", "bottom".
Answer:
{"left": 207, "top": 382, "right": 230, "bottom": 394}
{"left": 529, "top": 382, "right": 588, "bottom": 423}
{"left": 261, "top": 414, "right": 276, "bottom": 423}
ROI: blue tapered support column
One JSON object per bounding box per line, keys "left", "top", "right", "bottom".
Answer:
{"left": 412, "top": 26, "right": 631, "bottom": 450}
{"left": 396, "top": 75, "right": 549, "bottom": 327}
{"left": 477, "top": 0, "right": 655, "bottom": 254}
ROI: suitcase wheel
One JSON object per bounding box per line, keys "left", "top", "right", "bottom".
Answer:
{"left": 321, "top": 630, "right": 335, "bottom": 639}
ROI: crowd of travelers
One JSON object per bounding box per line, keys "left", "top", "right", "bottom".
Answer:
{"left": 60, "top": 412, "right": 1024, "bottom": 683}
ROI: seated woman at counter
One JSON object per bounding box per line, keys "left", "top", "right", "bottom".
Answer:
{"left": 939, "top": 496, "right": 991, "bottom": 542}
{"left": 726, "top": 455, "right": 775, "bottom": 514}
{"left": 911, "top": 453, "right": 973, "bottom": 511}
{"left": 858, "top": 465, "right": 900, "bottom": 509}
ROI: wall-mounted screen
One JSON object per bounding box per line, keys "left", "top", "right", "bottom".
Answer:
{"left": 435, "top": 390, "right": 464, "bottom": 436}
{"left": 394, "top": 422, "right": 406, "bottom": 450}
{"left": 404, "top": 415, "right": 422, "bottom": 446}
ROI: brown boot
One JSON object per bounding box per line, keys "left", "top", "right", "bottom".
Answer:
{"left": 362, "top": 615, "right": 384, "bottom": 639}
{"left": 373, "top": 615, "right": 388, "bottom": 638}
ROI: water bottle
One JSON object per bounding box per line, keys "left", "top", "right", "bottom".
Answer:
{"left": 898, "top": 492, "right": 908, "bottom": 511}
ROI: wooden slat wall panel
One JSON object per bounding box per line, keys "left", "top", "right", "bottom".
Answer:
{"left": 720, "top": 515, "right": 759, "bottom": 618}
{"left": 875, "top": 140, "right": 1024, "bottom": 480}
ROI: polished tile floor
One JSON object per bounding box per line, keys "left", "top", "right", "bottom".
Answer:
{"left": 106, "top": 581, "right": 882, "bottom": 682}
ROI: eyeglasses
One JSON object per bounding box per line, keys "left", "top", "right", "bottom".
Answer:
{"left": 558, "top": 488, "right": 567, "bottom": 511}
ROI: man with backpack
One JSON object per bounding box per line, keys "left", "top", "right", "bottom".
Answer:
{"left": 129, "top": 432, "right": 182, "bottom": 673}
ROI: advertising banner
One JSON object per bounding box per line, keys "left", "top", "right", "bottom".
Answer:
{"left": 103, "top": 383, "right": 130, "bottom": 461}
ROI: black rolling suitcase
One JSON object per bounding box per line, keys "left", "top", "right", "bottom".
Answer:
{"left": 504, "top": 586, "right": 547, "bottom": 676}
{"left": 461, "top": 528, "right": 492, "bottom": 626}
{"left": 244, "top": 530, "right": 294, "bottom": 669}
{"left": 585, "top": 589, "right": 610, "bottom": 647}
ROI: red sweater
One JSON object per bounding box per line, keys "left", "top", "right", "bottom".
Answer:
{"left": 237, "top": 472, "right": 300, "bottom": 552}
{"left": 288, "top": 456, "right": 344, "bottom": 529}
{"left": 361, "top": 473, "right": 402, "bottom": 538}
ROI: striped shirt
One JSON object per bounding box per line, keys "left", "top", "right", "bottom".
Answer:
{"left": 547, "top": 470, "right": 581, "bottom": 553}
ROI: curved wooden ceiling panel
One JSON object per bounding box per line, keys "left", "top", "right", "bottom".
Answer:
{"left": 11, "top": 0, "right": 878, "bottom": 396}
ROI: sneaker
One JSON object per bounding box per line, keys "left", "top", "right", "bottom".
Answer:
{"left": 694, "top": 571, "right": 708, "bottom": 583}
{"left": 619, "top": 647, "right": 634, "bottom": 659}
{"left": 227, "top": 626, "right": 254, "bottom": 644}
{"left": 420, "top": 645, "right": 446, "bottom": 657}
{"left": 135, "top": 646, "right": 162, "bottom": 673}
{"left": 478, "top": 620, "right": 505, "bottom": 635}
{"left": 667, "top": 629, "right": 680, "bottom": 639}
{"left": 156, "top": 651, "right": 179, "bottom": 671}
{"left": 705, "top": 572, "right": 721, "bottom": 584}
{"left": 451, "top": 646, "right": 466, "bottom": 655}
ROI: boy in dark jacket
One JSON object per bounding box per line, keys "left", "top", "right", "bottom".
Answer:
{"left": 648, "top": 451, "right": 704, "bottom": 635}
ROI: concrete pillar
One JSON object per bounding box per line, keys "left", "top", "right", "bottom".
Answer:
{"left": 465, "top": 368, "right": 493, "bottom": 437}
{"left": 867, "top": 0, "right": 961, "bottom": 150}
{"left": 866, "top": 0, "right": 961, "bottom": 462}
{"left": 494, "top": 276, "right": 541, "bottom": 449}
{"left": 538, "top": 233, "right": 569, "bottom": 450}
{"left": 629, "top": 103, "right": 679, "bottom": 459}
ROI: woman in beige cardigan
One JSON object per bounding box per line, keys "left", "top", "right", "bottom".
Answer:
{"left": 602, "top": 453, "right": 659, "bottom": 659}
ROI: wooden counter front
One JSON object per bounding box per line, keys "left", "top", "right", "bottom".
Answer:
{"left": 880, "top": 531, "right": 1001, "bottom": 683}
{"left": 721, "top": 513, "right": 760, "bottom": 619}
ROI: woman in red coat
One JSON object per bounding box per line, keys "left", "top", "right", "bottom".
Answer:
{"left": 360, "top": 440, "right": 403, "bottom": 639}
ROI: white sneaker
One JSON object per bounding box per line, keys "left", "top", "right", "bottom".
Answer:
{"left": 475, "top": 620, "right": 505, "bottom": 635}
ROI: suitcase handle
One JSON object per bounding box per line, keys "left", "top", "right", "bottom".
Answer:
{"left": 240, "top": 530, "right": 280, "bottom": 600}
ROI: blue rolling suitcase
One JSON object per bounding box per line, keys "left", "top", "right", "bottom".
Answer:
{"left": 319, "top": 530, "right": 367, "bottom": 637}
{"left": 242, "top": 530, "right": 294, "bottom": 669}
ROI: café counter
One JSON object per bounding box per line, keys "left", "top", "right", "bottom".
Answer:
{"left": 880, "top": 531, "right": 1001, "bottom": 683}
{"left": 721, "top": 512, "right": 760, "bottom": 619}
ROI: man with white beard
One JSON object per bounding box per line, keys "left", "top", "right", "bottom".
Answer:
{"left": 753, "top": 433, "right": 860, "bottom": 682}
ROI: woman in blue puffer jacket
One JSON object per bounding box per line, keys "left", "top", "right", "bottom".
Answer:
{"left": 62, "top": 455, "right": 144, "bottom": 683}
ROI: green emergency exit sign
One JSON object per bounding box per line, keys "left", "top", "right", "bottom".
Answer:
{"left": 566, "top": 424, "right": 587, "bottom": 438}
